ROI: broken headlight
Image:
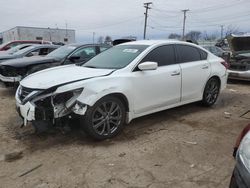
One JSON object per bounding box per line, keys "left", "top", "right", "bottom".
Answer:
{"left": 238, "top": 131, "right": 250, "bottom": 172}
{"left": 53, "top": 88, "right": 83, "bottom": 105}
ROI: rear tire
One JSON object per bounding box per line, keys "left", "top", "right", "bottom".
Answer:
{"left": 202, "top": 77, "right": 220, "bottom": 106}
{"left": 81, "top": 96, "right": 126, "bottom": 140}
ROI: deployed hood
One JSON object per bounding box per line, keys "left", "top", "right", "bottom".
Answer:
{"left": 227, "top": 34, "right": 250, "bottom": 55}
{"left": 1, "top": 56, "right": 59, "bottom": 68}
{"left": 20, "top": 65, "right": 114, "bottom": 89}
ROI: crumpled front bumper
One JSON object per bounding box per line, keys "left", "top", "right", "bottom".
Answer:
{"left": 0, "top": 73, "right": 21, "bottom": 83}
{"left": 228, "top": 69, "right": 250, "bottom": 81}
{"left": 16, "top": 101, "right": 35, "bottom": 126}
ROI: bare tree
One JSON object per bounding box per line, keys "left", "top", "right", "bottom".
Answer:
{"left": 203, "top": 31, "right": 217, "bottom": 41}
{"left": 168, "top": 33, "right": 181, "bottom": 40}
{"left": 185, "top": 31, "right": 201, "bottom": 41}
{"left": 97, "top": 36, "right": 104, "bottom": 44}
{"left": 225, "top": 25, "right": 240, "bottom": 37}
{"left": 104, "top": 36, "right": 112, "bottom": 44}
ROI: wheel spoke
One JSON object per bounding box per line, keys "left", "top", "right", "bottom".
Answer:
{"left": 106, "top": 121, "right": 111, "bottom": 135}
{"left": 110, "top": 119, "right": 119, "bottom": 126}
{"left": 97, "top": 107, "right": 105, "bottom": 116}
{"left": 93, "top": 119, "right": 105, "bottom": 129}
{"left": 109, "top": 102, "right": 116, "bottom": 113}
{"left": 99, "top": 122, "right": 106, "bottom": 135}
{"left": 93, "top": 116, "right": 104, "bottom": 123}
{"left": 110, "top": 115, "right": 121, "bottom": 121}
{"left": 110, "top": 106, "right": 119, "bottom": 115}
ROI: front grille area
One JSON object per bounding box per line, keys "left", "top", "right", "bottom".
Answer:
{"left": 0, "top": 66, "right": 18, "bottom": 77}
{"left": 19, "top": 86, "right": 36, "bottom": 101}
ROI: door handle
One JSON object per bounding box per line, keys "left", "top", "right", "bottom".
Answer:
{"left": 202, "top": 64, "right": 209, "bottom": 69}
{"left": 171, "top": 71, "right": 180, "bottom": 76}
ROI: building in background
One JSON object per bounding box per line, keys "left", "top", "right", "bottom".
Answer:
{"left": 0, "top": 26, "right": 75, "bottom": 44}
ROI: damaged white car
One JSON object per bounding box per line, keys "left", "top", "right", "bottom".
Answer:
{"left": 16, "top": 40, "right": 228, "bottom": 140}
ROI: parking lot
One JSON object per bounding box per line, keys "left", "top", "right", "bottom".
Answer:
{"left": 0, "top": 81, "right": 249, "bottom": 188}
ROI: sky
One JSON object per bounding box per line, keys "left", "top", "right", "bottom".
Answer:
{"left": 0, "top": 0, "right": 250, "bottom": 42}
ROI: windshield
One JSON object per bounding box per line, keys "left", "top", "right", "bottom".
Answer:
{"left": 83, "top": 45, "right": 148, "bottom": 69}
{"left": 6, "top": 44, "right": 32, "bottom": 54}
{"left": 47, "top": 45, "right": 77, "bottom": 59}
{"left": 13, "top": 46, "right": 36, "bottom": 55}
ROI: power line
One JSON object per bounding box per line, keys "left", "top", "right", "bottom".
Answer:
{"left": 76, "top": 16, "right": 143, "bottom": 31}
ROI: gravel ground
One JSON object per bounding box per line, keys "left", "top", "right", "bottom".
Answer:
{"left": 0, "top": 81, "right": 249, "bottom": 188}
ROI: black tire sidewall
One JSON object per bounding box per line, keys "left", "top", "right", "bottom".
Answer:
{"left": 202, "top": 77, "right": 220, "bottom": 106}
{"left": 81, "top": 96, "right": 126, "bottom": 140}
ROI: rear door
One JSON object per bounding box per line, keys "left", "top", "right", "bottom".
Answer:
{"left": 175, "top": 44, "right": 210, "bottom": 102}
{"left": 132, "top": 45, "right": 181, "bottom": 114}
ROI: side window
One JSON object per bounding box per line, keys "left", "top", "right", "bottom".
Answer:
{"left": 199, "top": 49, "right": 208, "bottom": 60}
{"left": 65, "top": 47, "right": 97, "bottom": 64}
{"left": 176, "top": 45, "right": 202, "bottom": 63}
{"left": 25, "top": 49, "right": 40, "bottom": 57}
{"left": 141, "top": 45, "right": 176, "bottom": 66}
{"left": 39, "top": 48, "right": 50, "bottom": 56}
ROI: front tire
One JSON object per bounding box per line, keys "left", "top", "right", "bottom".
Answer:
{"left": 202, "top": 77, "right": 220, "bottom": 106}
{"left": 81, "top": 96, "right": 126, "bottom": 140}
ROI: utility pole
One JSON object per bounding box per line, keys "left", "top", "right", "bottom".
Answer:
{"left": 92, "top": 32, "right": 95, "bottom": 44}
{"left": 143, "top": 2, "right": 152, "bottom": 40}
{"left": 181, "top": 9, "right": 189, "bottom": 41}
{"left": 220, "top": 25, "right": 224, "bottom": 39}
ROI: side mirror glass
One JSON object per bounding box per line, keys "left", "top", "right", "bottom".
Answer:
{"left": 138, "top": 61, "right": 158, "bottom": 71}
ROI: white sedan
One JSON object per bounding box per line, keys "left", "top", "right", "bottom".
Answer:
{"left": 16, "top": 40, "right": 228, "bottom": 140}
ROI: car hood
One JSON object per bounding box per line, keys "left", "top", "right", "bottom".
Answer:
{"left": 227, "top": 35, "right": 250, "bottom": 55}
{"left": 0, "top": 54, "right": 15, "bottom": 62}
{"left": 0, "top": 56, "right": 59, "bottom": 68}
{"left": 20, "top": 65, "right": 114, "bottom": 89}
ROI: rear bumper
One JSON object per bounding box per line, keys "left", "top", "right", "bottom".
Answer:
{"left": 228, "top": 70, "right": 250, "bottom": 81}
{"left": 0, "top": 74, "right": 21, "bottom": 83}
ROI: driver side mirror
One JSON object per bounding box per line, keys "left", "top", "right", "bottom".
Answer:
{"left": 138, "top": 61, "right": 158, "bottom": 71}
{"left": 69, "top": 55, "right": 81, "bottom": 62}
{"left": 26, "top": 51, "right": 39, "bottom": 57}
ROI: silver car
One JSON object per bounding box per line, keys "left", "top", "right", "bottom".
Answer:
{"left": 227, "top": 35, "right": 250, "bottom": 81}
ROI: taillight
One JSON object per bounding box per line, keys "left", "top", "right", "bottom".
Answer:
{"left": 221, "top": 61, "right": 229, "bottom": 69}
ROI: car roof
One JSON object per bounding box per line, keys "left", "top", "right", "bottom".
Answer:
{"left": 30, "top": 44, "right": 59, "bottom": 48}
{"left": 118, "top": 40, "right": 195, "bottom": 46}
{"left": 67, "top": 43, "right": 111, "bottom": 48}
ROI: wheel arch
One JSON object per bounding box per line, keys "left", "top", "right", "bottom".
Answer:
{"left": 101, "top": 93, "right": 130, "bottom": 112}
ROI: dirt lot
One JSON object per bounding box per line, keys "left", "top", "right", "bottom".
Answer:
{"left": 0, "top": 81, "right": 249, "bottom": 188}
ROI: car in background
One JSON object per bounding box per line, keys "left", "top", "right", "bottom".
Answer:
{"left": 0, "top": 40, "right": 51, "bottom": 51}
{"left": 15, "top": 40, "right": 228, "bottom": 140}
{"left": 0, "top": 43, "right": 34, "bottom": 55}
{"left": 229, "top": 124, "right": 250, "bottom": 188}
{"left": 0, "top": 44, "right": 111, "bottom": 86}
{"left": 202, "top": 45, "right": 226, "bottom": 58}
{"left": 227, "top": 34, "right": 250, "bottom": 81}
{"left": 0, "top": 44, "right": 59, "bottom": 63}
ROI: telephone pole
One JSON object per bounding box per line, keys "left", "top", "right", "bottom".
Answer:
{"left": 181, "top": 9, "right": 189, "bottom": 41}
{"left": 220, "top": 25, "right": 224, "bottom": 39}
{"left": 93, "top": 32, "right": 95, "bottom": 44}
{"left": 143, "top": 2, "right": 152, "bottom": 39}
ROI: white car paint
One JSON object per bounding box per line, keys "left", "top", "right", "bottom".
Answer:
{"left": 16, "top": 40, "right": 227, "bottom": 126}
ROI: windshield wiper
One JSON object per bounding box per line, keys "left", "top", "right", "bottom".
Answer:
{"left": 84, "top": 65, "right": 97, "bottom": 68}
